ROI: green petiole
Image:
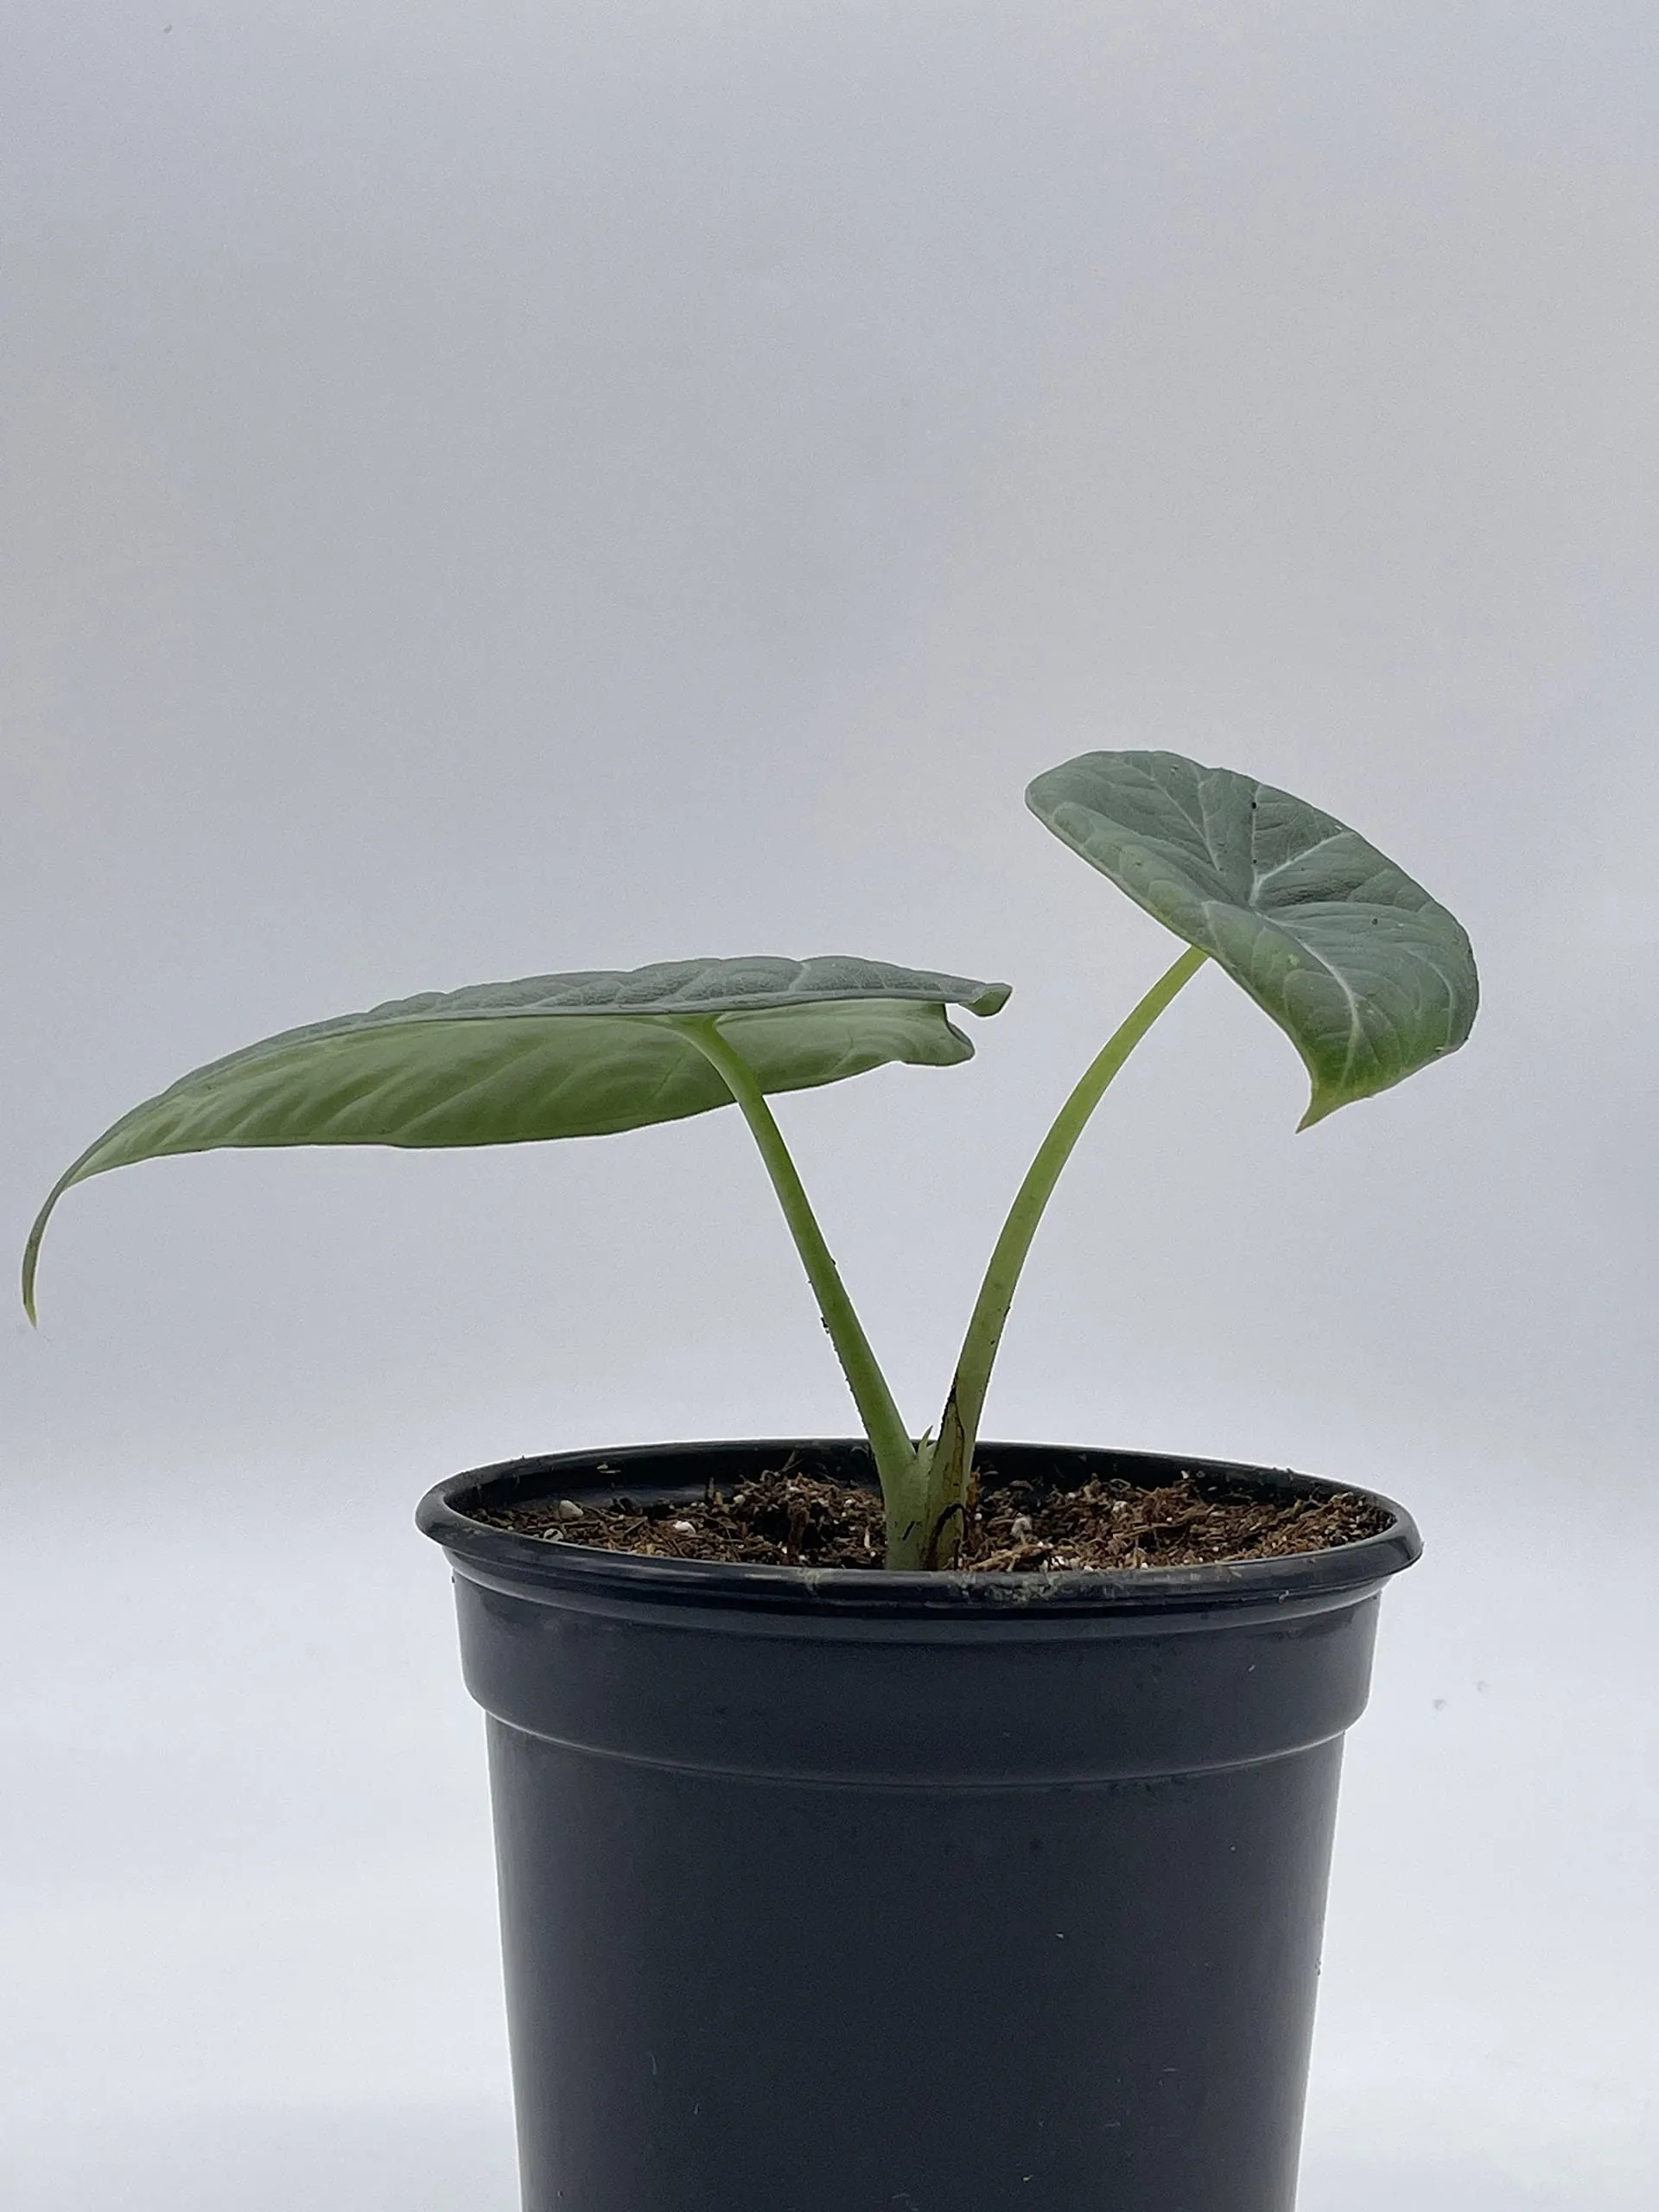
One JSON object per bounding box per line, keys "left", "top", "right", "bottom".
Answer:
{"left": 676, "top": 952, "right": 1206, "bottom": 1569}
{"left": 912, "top": 946, "right": 1207, "bottom": 1566}
{"left": 666, "top": 1016, "right": 923, "bottom": 1549}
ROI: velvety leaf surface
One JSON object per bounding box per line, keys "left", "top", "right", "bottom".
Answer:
{"left": 1027, "top": 750, "right": 1477, "bottom": 1125}
{"left": 23, "top": 957, "right": 1009, "bottom": 1316}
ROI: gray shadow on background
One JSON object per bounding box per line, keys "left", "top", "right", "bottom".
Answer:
{"left": 3, "top": 2105, "right": 519, "bottom": 2212}
{"left": 1300, "top": 2156, "right": 1557, "bottom": 2211}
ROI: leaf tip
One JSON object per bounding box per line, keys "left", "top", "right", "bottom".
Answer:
{"left": 21, "top": 1187, "right": 63, "bottom": 1327}
{"left": 1294, "top": 1086, "right": 1343, "bottom": 1134}
{"left": 969, "top": 982, "right": 1013, "bottom": 1018}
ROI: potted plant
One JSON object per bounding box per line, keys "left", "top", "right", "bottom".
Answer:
{"left": 25, "top": 750, "right": 1477, "bottom": 2212}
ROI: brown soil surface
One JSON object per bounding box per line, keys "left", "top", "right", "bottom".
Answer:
{"left": 476, "top": 1461, "right": 1388, "bottom": 1572}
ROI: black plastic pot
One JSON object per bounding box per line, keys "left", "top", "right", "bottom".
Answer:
{"left": 418, "top": 1438, "right": 1419, "bottom": 2212}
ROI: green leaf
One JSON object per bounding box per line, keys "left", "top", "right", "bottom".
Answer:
{"left": 1027, "top": 750, "right": 1478, "bottom": 1128}
{"left": 23, "top": 957, "right": 1010, "bottom": 1319}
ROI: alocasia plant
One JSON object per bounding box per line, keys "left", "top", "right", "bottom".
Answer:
{"left": 23, "top": 751, "right": 1478, "bottom": 1568}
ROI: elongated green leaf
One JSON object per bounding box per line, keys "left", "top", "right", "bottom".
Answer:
{"left": 23, "top": 957, "right": 1009, "bottom": 1318}
{"left": 1027, "top": 750, "right": 1477, "bottom": 1127}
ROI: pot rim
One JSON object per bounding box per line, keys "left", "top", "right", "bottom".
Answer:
{"left": 417, "top": 1436, "right": 1421, "bottom": 1618}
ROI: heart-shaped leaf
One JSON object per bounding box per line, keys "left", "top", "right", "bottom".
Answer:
{"left": 1027, "top": 750, "right": 1477, "bottom": 1126}
{"left": 23, "top": 957, "right": 1009, "bottom": 1317}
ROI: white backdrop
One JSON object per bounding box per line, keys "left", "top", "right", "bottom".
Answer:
{"left": 3, "top": 5, "right": 1656, "bottom": 2207}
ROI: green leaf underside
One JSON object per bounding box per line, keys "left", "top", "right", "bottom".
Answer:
{"left": 1027, "top": 751, "right": 1478, "bottom": 1127}
{"left": 23, "top": 957, "right": 1010, "bottom": 1317}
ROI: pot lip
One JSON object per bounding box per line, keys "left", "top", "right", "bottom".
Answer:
{"left": 416, "top": 1436, "right": 1421, "bottom": 1618}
